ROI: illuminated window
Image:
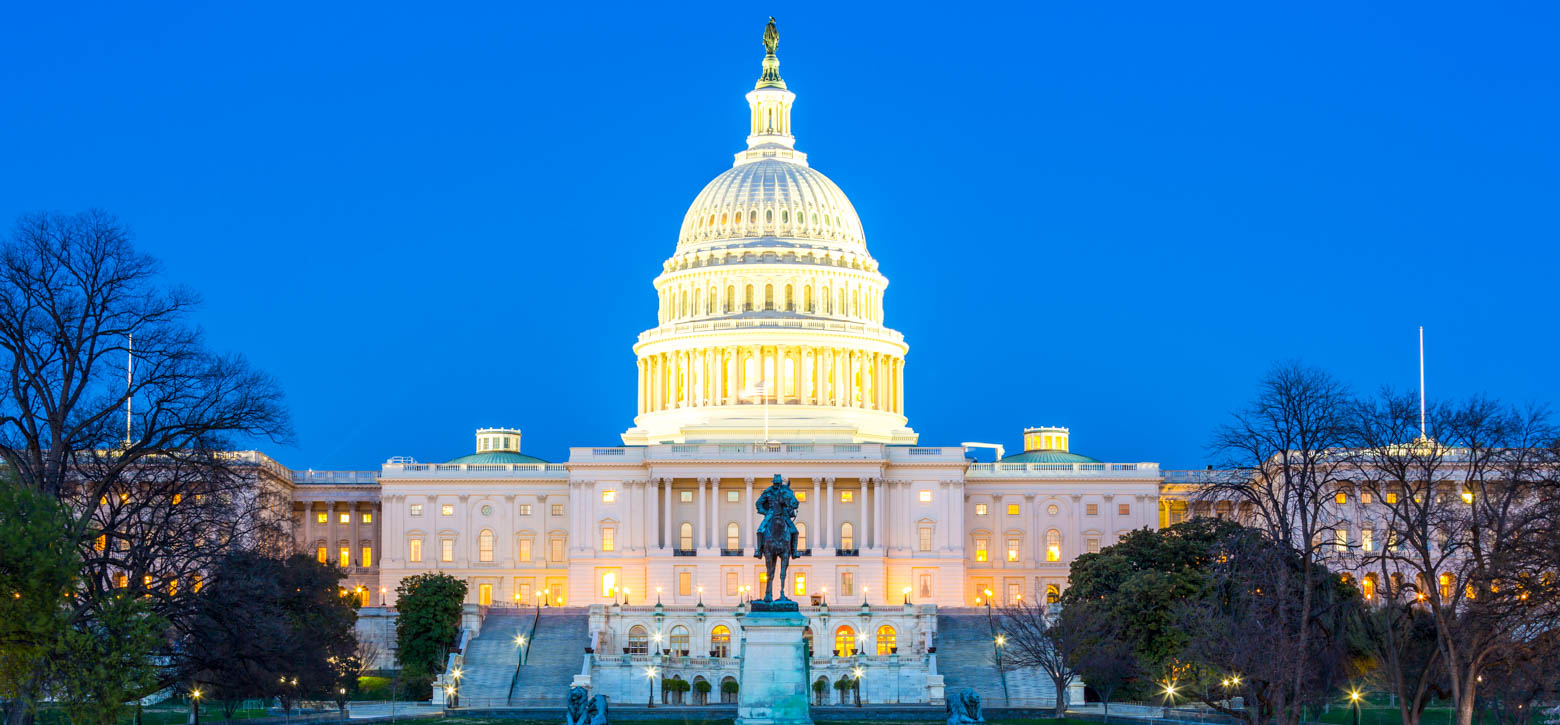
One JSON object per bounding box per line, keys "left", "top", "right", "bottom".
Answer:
{"left": 172, "top": 494, "right": 182, "bottom": 505}
{"left": 441, "top": 504, "right": 454, "bottom": 516}
{"left": 550, "top": 537, "right": 565, "bottom": 562}
{"left": 115, "top": 572, "right": 128, "bottom": 588}
{"left": 1336, "top": 492, "right": 1349, "bottom": 505}
{"left": 1007, "top": 538, "right": 1020, "bottom": 562}
{"left": 1361, "top": 492, "right": 1373, "bottom": 504}
{"left": 1087, "top": 537, "right": 1100, "bottom": 554}
{"left": 601, "top": 572, "right": 616, "bottom": 598}
{"left": 602, "top": 490, "right": 617, "bottom": 503}
{"left": 410, "top": 539, "right": 423, "bottom": 563}
{"left": 317, "top": 546, "right": 328, "bottom": 564}
{"left": 362, "top": 513, "right": 372, "bottom": 524}
{"left": 1361, "top": 529, "right": 1374, "bottom": 552}
{"left": 794, "top": 573, "right": 806, "bottom": 596}
{"left": 727, "top": 490, "right": 739, "bottom": 502}
{"left": 1047, "top": 503, "right": 1059, "bottom": 516}
{"left": 712, "top": 625, "right": 732, "bottom": 657}
{"left": 1362, "top": 574, "right": 1377, "bottom": 600}
{"left": 726, "top": 570, "right": 739, "bottom": 596}
{"left": 518, "top": 538, "right": 532, "bottom": 562}
{"left": 726, "top": 522, "right": 739, "bottom": 550}
{"left": 670, "top": 625, "right": 690, "bottom": 653}
{"left": 1086, "top": 503, "right": 1099, "bottom": 516}
{"left": 840, "top": 490, "right": 853, "bottom": 503}
{"left": 339, "top": 547, "right": 351, "bottom": 568}
{"left": 919, "top": 490, "right": 932, "bottom": 503}
{"left": 876, "top": 625, "right": 897, "bottom": 655}
{"left": 680, "top": 491, "right": 693, "bottom": 503}
{"left": 919, "top": 527, "right": 932, "bottom": 552}
{"left": 94, "top": 535, "right": 106, "bottom": 551}
{"left": 1046, "top": 585, "right": 1060, "bottom": 603}
{"left": 1007, "top": 504, "right": 1019, "bottom": 516}
{"left": 795, "top": 490, "right": 807, "bottom": 502}
{"left": 479, "top": 530, "right": 495, "bottom": 561}
{"left": 678, "top": 570, "right": 692, "bottom": 596}
{"left": 975, "top": 537, "right": 988, "bottom": 562}
{"left": 627, "top": 626, "right": 649, "bottom": 655}
{"left": 551, "top": 503, "right": 564, "bottom": 516}
{"left": 441, "top": 539, "right": 454, "bottom": 562}
{"left": 680, "top": 522, "right": 693, "bottom": 550}
{"left": 339, "top": 512, "right": 350, "bottom": 524}
{"left": 840, "top": 523, "right": 854, "bottom": 549}
{"left": 797, "top": 522, "right": 807, "bottom": 550}
{"left": 976, "top": 503, "right": 988, "bottom": 516}
{"left": 316, "top": 512, "right": 327, "bottom": 524}
{"left": 192, "top": 574, "right": 203, "bottom": 592}
{"left": 601, "top": 527, "right": 616, "bottom": 552}
{"left": 479, "top": 583, "right": 493, "bottom": 606}
{"left": 1118, "top": 503, "right": 1130, "bottom": 516}
{"left": 410, "top": 504, "right": 423, "bottom": 516}
{"left": 1439, "top": 573, "right": 1454, "bottom": 599}
{"left": 833, "top": 625, "right": 855, "bottom": 656}
{"left": 1046, "top": 530, "right": 1061, "bottom": 561}
{"left": 1386, "top": 492, "right": 1399, "bottom": 504}
{"left": 1335, "top": 529, "right": 1349, "bottom": 552}
{"left": 361, "top": 546, "right": 373, "bottom": 568}
{"left": 519, "top": 504, "right": 532, "bottom": 515}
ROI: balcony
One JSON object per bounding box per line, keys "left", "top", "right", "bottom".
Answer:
{"left": 966, "top": 461, "right": 1162, "bottom": 480}
{"left": 720, "top": 548, "right": 744, "bottom": 557}
{"left": 673, "top": 549, "right": 697, "bottom": 557}
{"left": 835, "top": 548, "right": 860, "bottom": 557}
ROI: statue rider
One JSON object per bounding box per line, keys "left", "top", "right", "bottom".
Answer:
{"left": 754, "top": 473, "right": 799, "bottom": 558}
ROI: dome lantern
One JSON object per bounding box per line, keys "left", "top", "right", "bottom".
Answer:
{"left": 739, "top": 17, "right": 804, "bottom": 167}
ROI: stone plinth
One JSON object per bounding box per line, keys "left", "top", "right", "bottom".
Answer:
{"left": 736, "top": 610, "right": 812, "bottom": 725}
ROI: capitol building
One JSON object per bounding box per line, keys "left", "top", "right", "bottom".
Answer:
{"left": 269, "top": 22, "right": 1209, "bottom": 705}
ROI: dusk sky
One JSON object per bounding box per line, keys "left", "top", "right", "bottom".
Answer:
{"left": 4, "top": 2, "right": 1556, "bottom": 470}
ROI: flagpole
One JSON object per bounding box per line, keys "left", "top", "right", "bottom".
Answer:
{"left": 1418, "top": 326, "right": 1426, "bottom": 440}
{"left": 125, "top": 333, "right": 134, "bottom": 446}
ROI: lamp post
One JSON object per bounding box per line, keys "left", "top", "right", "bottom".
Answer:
{"left": 646, "top": 666, "right": 659, "bottom": 707}
{"left": 190, "top": 688, "right": 202, "bottom": 725}
{"left": 902, "top": 586, "right": 911, "bottom": 605}
{"left": 1349, "top": 689, "right": 1363, "bottom": 725}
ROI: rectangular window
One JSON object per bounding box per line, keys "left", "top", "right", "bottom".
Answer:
{"left": 441, "top": 539, "right": 454, "bottom": 562}
{"left": 726, "top": 570, "right": 739, "bottom": 596}
{"left": 602, "top": 490, "right": 617, "bottom": 503}
{"left": 1361, "top": 492, "right": 1373, "bottom": 504}
{"left": 518, "top": 538, "right": 532, "bottom": 562}
{"left": 1336, "top": 492, "right": 1349, "bottom": 505}
{"left": 794, "top": 573, "right": 806, "bottom": 596}
{"left": 727, "top": 490, "right": 740, "bottom": 502}
{"left": 1361, "top": 529, "right": 1374, "bottom": 552}
{"left": 919, "top": 573, "right": 932, "bottom": 599}
{"left": 339, "top": 547, "right": 351, "bottom": 568}
{"left": 1335, "top": 529, "right": 1349, "bottom": 552}
{"left": 1006, "top": 538, "right": 1020, "bottom": 562}
{"left": 976, "top": 503, "right": 988, "bottom": 516}
{"left": 410, "top": 539, "right": 423, "bottom": 563}
{"left": 362, "top": 513, "right": 373, "bottom": 524}
{"left": 550, "top": 538, "right": 565, "bottom": 562}
{"left": 795, "top": 490, "right": 807, "bottom": 502}
{"left": 410, "top": 504, "right": 423, "bottom": 516}
{"left": 518, "top": 580, "right": 533, "bottom": 604}
{"left": 678, "top": 570, "right": 692, "bottom": 596}
{"left": 316, "top": 546, "right": 327, "bottom": 564}
{"left": 479, "top": 534, "right": 494, "bottom": 562}
{"left": 1087, "top": 537, "right": 1101, "bottom": 554}
{"left": 552, "top": 503, "right": 565, "bottom": 516}
{"left": 601, "top": 572, "right": 616, "bottom": 598}
{"left": 1386, "top": 492, "right": 1399, "bottom": 504}
{"left": 975, "top": 538, "right": 988, "bottom": 562}
{"left": 1086, "top": 503, "right": 1099, "bottom": 516}
{"left": 840, "top": 490, "right": 853, "bottom": 503}
{"left": 339, "top": 512, "right": 350, "bottom": 524}
{"left": 919, "top": 527, "right": 933, "bottom": 552}
{"left": 680, "top": 491, "right": 693, "bottom": 503}
{"left": 1118, "top": 503, "right": 1130, "bottom": 516}
{"left": 601, "top": 527, "right": 615, "bottom": 552}
{"left": 1006, "top": 504, "right": 1019, "bottom": 516}
{"left": 479, "top": 583, "right": 493, "bottom": 606}
{"left": 842, "top": 571, "right": 855, "bottom": 596}
{"left": 316, "top": 512, "right": 327, "bottom": 524}
{"left": 919, "top": 490, "right": 932, "bottom": 503}
{"left": 519, "top": 503, "right": 532, "bottom": 516}
{"left": 441, "top": 504, "right": 454, "bottom": 516}
{"left": 361, "top": 546, "right": 373, "bottom": 568}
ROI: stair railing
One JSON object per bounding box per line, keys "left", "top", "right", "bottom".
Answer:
{"left": 506, "top": 603, "right": 542, "bottom": 705}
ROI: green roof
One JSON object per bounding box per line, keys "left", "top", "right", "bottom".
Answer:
{"left": 999, "top": 450, "right": 1100, "bottom": 464}
{"left": 447, "top": 451, "right": 549, "bottom": 465}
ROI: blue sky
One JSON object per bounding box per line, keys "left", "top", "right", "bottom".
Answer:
{"left": 4, "top": 2, "right": 1556, "bottom": 470}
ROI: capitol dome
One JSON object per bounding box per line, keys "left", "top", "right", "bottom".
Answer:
{"left": 677, "top": 159, "right": 865, "bottom": 252}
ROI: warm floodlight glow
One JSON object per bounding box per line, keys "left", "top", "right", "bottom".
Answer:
{"left": 994, "top": 634, "right": 1006, "bottom": 646}
{"left": 1349, "top": 689, "right": 1362, "bottom": 702}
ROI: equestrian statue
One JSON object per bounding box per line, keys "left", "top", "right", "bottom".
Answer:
{"left": 752, "top": 473, "right": 800, "bottom": 610}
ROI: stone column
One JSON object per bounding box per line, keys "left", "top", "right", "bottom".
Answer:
{"left": 860, "top": 479, "right": 869, "bottom": 550}
{"left": 709, "top": 477, "right": 720, "bottom": 549}
{"left": 745, "top": 477, "right": 755, "bottom": 552}
{"left": 696, "top": 477, "right": 707, "bottom": 551}
{"left": 824, "top": 477, "right": 836, "bottom": 550}
{"left": 873, "top": 477, "right": 884, "bottom": 550}
{"left": 661, "top": 478, "right": 672, "bottom": 552}
{"left": 812, "top": 478, "right": 822, "bottom": 551}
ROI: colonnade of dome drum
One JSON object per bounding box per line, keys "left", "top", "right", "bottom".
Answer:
{"left": 636, "top": 344, "right": 905, "bottom": 415}
{"left": 655, "top": 270, "right": 886, "bottom": 325}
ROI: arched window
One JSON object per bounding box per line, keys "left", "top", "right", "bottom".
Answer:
{"left": 720, "top": 212, "right": 728, "bottom": 225}
{"left": 765, "top": 209, "right": 773, "bottom": 223}
{"left": 796, "top": 521, "right": 808, "bottom": 550}
{"left": 694, "top": 288, "right": 703, "bottom": 315}
{"left": 811, "top": 212, "right": 818, "bottom": 226}
{"left": 834, "top": 625, "right": 856, "bottom": 657}
{"left": 782, "top": 210, "right": 790, "bottom": 224}
{"left": 680, "top": 522, "right": 693, "bottom": 551}
{"left": 749, "top": 210, "right": 757, "bottom": 224}
{"left": 1439, "top": 573, "right": 1454, "bottom": 599}
{"left": 727, "top": 522, "right": 740, "bottom": 551}
{"left": 875, "top": 625, "right": 897, "bottom": 655}
{"left": 726, "top": 285, "right": 736, "bottom": 313}
{"left": 785, "top": 285, "right": 794, "bottom": 311}
{"left": 1046, "top": 529, "right": 1062, "bottom": 561}
{"left": 627, "top": 625, "right": 649, "bottom": 655}
{"left": 764, "top": 284, "right": 774, "bottom": 310}
{"left": 840, "top": 522, "right": 855, "bottom": 550}
{"left": 745, "top": 285, "right": 755, "bottom": 311}
{"left": 1046, "top": 584, "right": 1060, "bottom": 603}
{"left": 803, "top": 285, "right": 813, "bottom": 312}
{"left": 670, "top": 625, "right": 690, "bottom": 655}
{"left": 711, "top": 625, "right": 732, "bottom": 657}
{"left": 1362, "top": 574, "right": 1378, "bottom": 601}
{"left": 478, "top": 529, "right": 495, "bottom": 562}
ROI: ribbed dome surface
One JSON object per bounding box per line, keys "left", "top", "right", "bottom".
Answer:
{"left": 1000, "top": 450, "right": 1101, "bottom": 464}
{"left": 678, "top": 159, "right": 864, "bottom": 250}
{"left": 447, "top": 451, "right": 549, "bottom": 465}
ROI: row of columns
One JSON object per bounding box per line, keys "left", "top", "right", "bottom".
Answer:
{"left": 650, "top": 477, "right": 888, "bottom": 552}
{"left": 638, "top": 345, "right": 904, "bottom": 415}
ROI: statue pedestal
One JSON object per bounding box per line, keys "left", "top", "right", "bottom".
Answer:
{"left": 736, "top": 610, "right": 812, "bottom": 725}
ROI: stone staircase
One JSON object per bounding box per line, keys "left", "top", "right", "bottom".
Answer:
{"left": 935, "top": 611, "right": 1056, "bottom": 707}
{"left": 457, "top": 607, "right": 590, "bottom": 706}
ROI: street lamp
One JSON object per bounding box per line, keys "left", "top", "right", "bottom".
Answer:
{"left": 191, "top": 688, "right": 202, "bottom": 725}
{"left": 645, "top": 666, "right": 659, "bottom": 707}
{"left": 1349, "top": 688, "right": 1363, "bottom": 725}
{"left": 852, "top": 666, "right": 865, "bottom": 707}
{"left": 656, "top": 586, "right": 663, "bottom": 604}
{"left": 902, "top": 586, "right": 912, "bottom": 604}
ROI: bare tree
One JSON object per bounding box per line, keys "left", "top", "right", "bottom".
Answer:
{"left": 1202, "top": 362, "right": 1356, "bottom": 722}
{"left": 998, "top": 599, "right": 1085, "bottom": 716}
{"left": 0, "top": 211, "right": 291, "bottom": 721}
{"left": 1349, "top": 393, "right": 1560, "bottom": 725}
